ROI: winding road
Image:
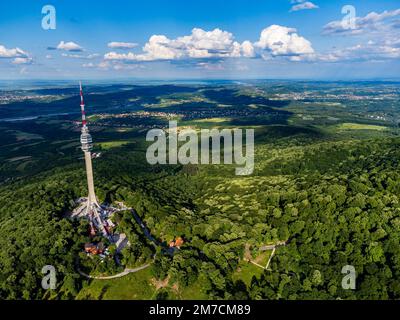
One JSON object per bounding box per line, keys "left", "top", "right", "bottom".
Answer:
{"left": 77, "top": 263, "right": 151, "bottom": 280}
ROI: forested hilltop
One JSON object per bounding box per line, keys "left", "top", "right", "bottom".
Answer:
{"left": 0, "top": 81, "right": 400, "bottom": 299}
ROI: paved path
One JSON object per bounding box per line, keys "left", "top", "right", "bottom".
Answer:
{"left": 259, "top": 241, "right": 287, "bottom": 251}
{"left": 265, "top": 247, "right": 276, "bottom": 270}
{"left": 78, "top": 263, "right": 151, "bottom": 280}
{"left": 244, "top": 241, "right": 288, "bottom": 271}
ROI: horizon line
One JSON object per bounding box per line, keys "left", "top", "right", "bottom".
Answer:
{"left": 1, "top": 78, "right": 400, "bottom": 82}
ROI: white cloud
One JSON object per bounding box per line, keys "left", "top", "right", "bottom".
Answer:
{"left": 290, "top": 1, "right": 319, "bottom": 12}
{"left": 82, "top": 62, "right": 95, "bottom": 68}
{"left": 12, "top": 57, "right": 33, "bottom": 65}
{"left": 104, "top": 28, "right": 255, "bottom": 62}
{"left": 178, "top": 28, "right": 241, "bottom": 58}
{"left": 241, "top": 40, "right": 255, "bottom": 58}
{"left": 88, "top": 60, "right": 143, "bottom": 71}
{"left": 83, "top": 61, "right": 111, "bottom": 69}
{"left": 56, "top": 41, "right": 83, "bottom": 52}
{"left": 103, "top": 26, "right": 316, "bottom": 64}
{"left": 104, "top": 51, "right": 139, "bottom": 61}
{"left": 319, "top": 42, "right": 400, "bottom": 62}
{"left": 61, "top": 53, "right": 99, "bottom": 59}
{"left": 255, "top": 25, "right": 314, "bottom": 58}
{"left": 113, "top": 63, "right": 144, "bottom": 71}
{"left": 319, "top": 8, "right": 400, "bottom": 63}
{"left": 109, "top": 24, "right": 400, "bottom": 67}
{"left": 0, "top": 45, "right": 28, "bottom": 58}
{"left": 0, "top": 44, "right": 32, "bottom": 65}
{"left": 140, "top": 34, "right": 183, "bottom": 60}
{"left": 196, "top": 61, "right": 225, "bottom": 71}
{"left": 107, "top": 41, "right": 138, "bottom": 49}
{"left": 105, "top": 35, "right": 182, "bottom": 61}
{"left": 87, "top": 53, "right": 100, "bottom": 59}
{"left": 323, "top": 8, "right": 400, "bottom": 35}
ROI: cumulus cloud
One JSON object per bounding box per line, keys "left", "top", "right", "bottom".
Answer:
{"left": 254, "top": 25, "right": 314, "bottom": 58}
{"left": 55, "top": 41, "right": 83, "bottom": 52}
{"left": 107, "top": 41, "right": 138, "bottom": 49}
{"left": 320, "top": 8, "right": 400, "bottom": 63}
{"left": 83, "top": 60, "right": 143, "bottom": 71}
{"left": 318, "top": 42, "right": 400, "bottom": 62}
{"left": 241, "top": 40, "right": 255, "bottom": 58}
{"left": 290, "top": 1, "right": 319, "bottom": 12}
{"left": 12, "top": 57, "right": 33, "bottom": 65}
{"left": 100, "top": 23, "right": 392, "bottom": 66}
{"left": 83, "top": 61, "right": 111, "bottom": 70}
{"left": 104, "top": 51, "right": 139, "bottom": 61}
{"left": 103, "top": 26, "right": 316, "bottom": 65}
{"left": 43, "top": 20, "right": 399, "bottom": 72}
{"left": 74, "top": 22, "right": 400, "bottom": 68}
{"left": 177, "top": 28, "right": 245, "bottom": 58}
{"left": 323, "top": 8, "right": 400, "bottom": 35}
{"left": 61, "top": 53, "right": 99, "bottom": 59}
{"left": 0, "top": 44, "right": 32, "bottom": 65}
{"left": 104, "top": 28, "right": 255, "bottom": 62}
{"left": 0, "top": 45, "right": 28, "bottom": 58}
{"left": 139, "top": 34, "right": 182, "bottom": 60}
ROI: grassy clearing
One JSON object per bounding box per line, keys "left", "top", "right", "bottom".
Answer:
{"left": 178, "top": 280, "right": 209, "bottom": 300}
{"left": 115, "top": 128, "right": 135, "bottom": 133}
{"left": 253, "top": 250, "right": 271, "bottom": 266}
{"left": 75, "top": 266, "right": 208, "bottom": 300}
{"left": 194, "top": 117, "right": 233, "bottom": 123}
{"left": 232, "top": 260, "right": 265, "bottom": 287}
{"left": 97, "top": 140, "right": 131, "bottom": 150}
{"left": 76, "top": 267, "right": 155, "bottom": 300}
{"left": 337, "top": 123, "right": 387, "bottom": 131}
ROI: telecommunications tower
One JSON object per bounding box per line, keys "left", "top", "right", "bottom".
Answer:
{"left": 79, "top": 82, "right": 108, "bottom": 238}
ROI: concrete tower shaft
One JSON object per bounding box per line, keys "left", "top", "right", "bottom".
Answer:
{"left": 84, "top": 150, "right": 98, "bottom": 207}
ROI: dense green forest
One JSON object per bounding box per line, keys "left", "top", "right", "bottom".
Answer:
{"left": 2, "top": 134, "right": 400, "bottom": 299}
{"left": 1, "top": 82, "right": 400, "bottom": 300}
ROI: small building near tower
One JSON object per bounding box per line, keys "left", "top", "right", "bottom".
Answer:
{"left": 169, "top": 237, "right": 184, "bottom": 249}
{"left": 84, "top": 242, "right": 105, "bottom": 255}
{"left": 175, "top": 237, "right": 184, "bottom": 248}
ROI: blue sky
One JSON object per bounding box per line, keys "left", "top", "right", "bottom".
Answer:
{"left": 0, "top": 0, "right": 399, "bottom": 79}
